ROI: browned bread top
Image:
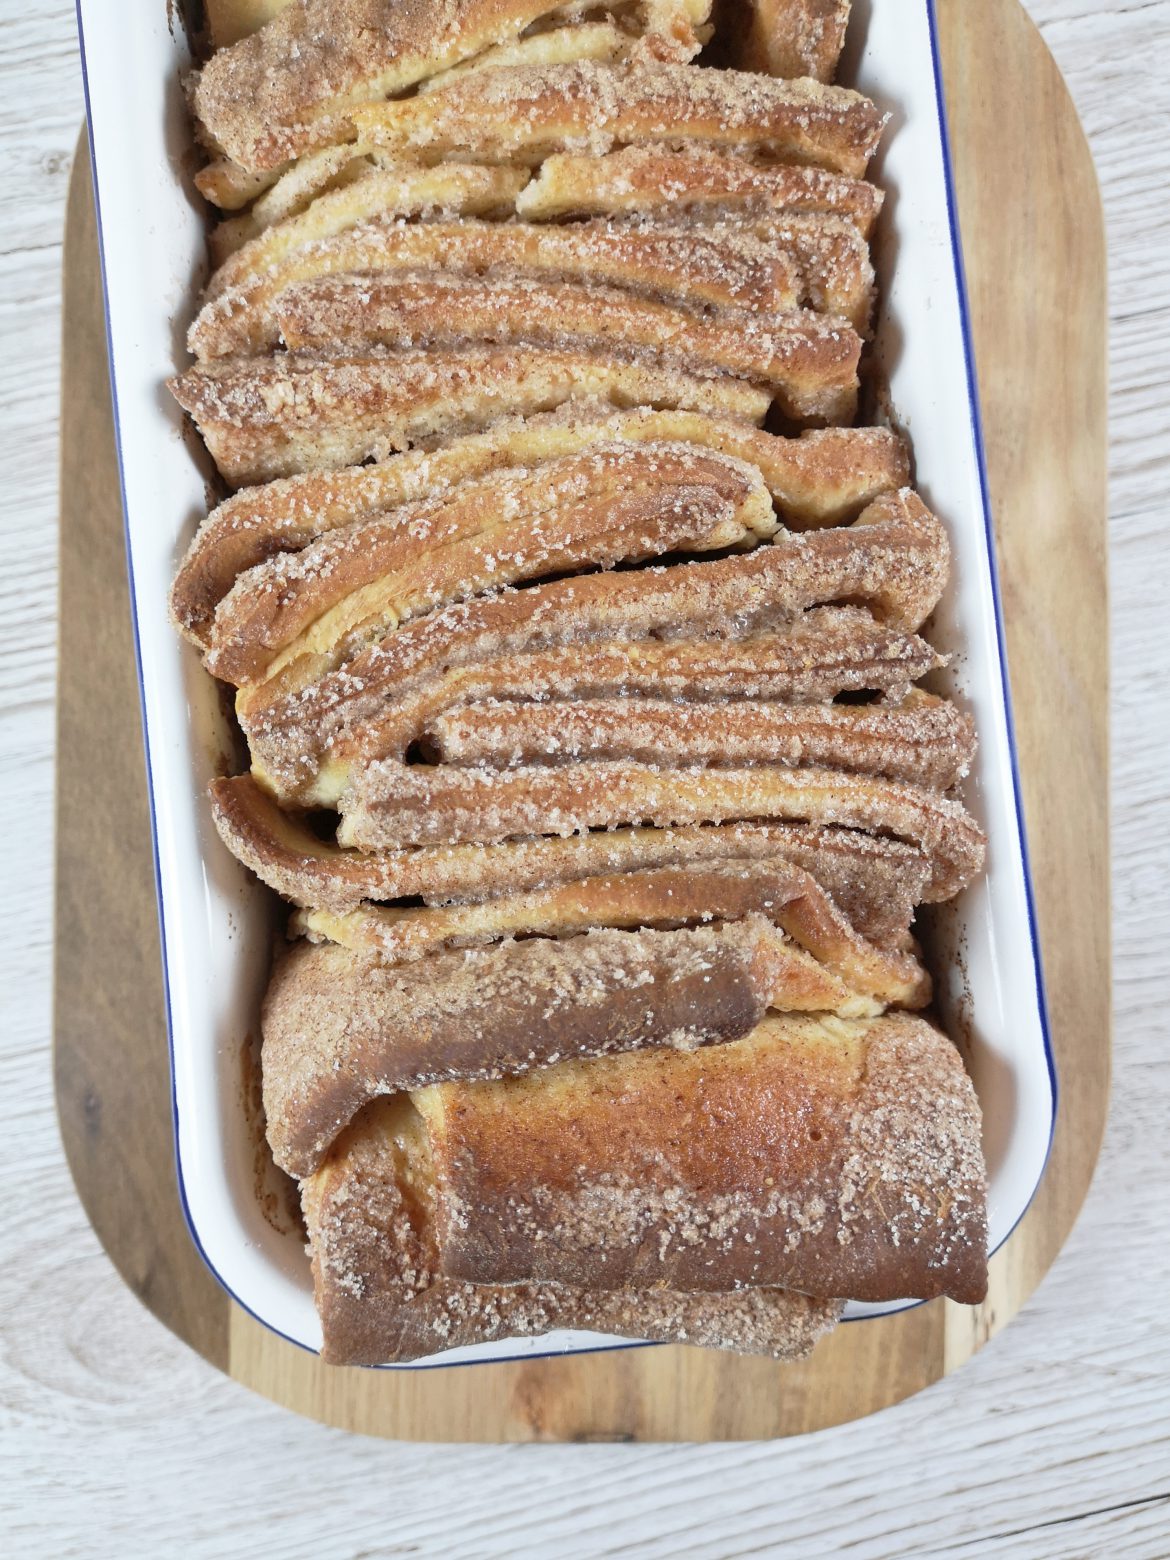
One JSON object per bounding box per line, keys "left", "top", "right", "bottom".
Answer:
{"left": 304, "top": 1094, "right": 844, "bottom": 1364}
{"left": 261, "top": 911, "right": 918, "bottom": 1178}
{"left": 210, "top": 772, "right": 932, "bottom": 941}
{"left": 192, "top": 1, "right": 582, "bottom": 172}
{"left": 420, "top": 1009, "right": 988, "bottom": 1304}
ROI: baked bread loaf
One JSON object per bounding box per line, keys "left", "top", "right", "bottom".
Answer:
{"left": 305, "top": 1097, "right": 845, "bottom": 1365}
{"left": 172, "top": 0, "right": 992, "bottom": 1365}
{"left": 301, "top": 1009, "right": 984, "bottom": 1362}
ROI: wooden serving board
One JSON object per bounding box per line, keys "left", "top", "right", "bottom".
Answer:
{"left": 54, "top": 0, "right": 1109, "bottom": 1441}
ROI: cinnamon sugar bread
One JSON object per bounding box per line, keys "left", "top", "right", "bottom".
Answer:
{"left": 719, "top": 0, "right": 851, "bottom": 82}
{"left": 189, "top": 217, "right": 812, "bottom": 358}
{"left": 346, "top": 63, "right": 885, "bottom": 176}
{"left": 262, "top": 913, "right": 930, "bottom": 1177}
{"left": 170, "top": 345, "right": 786, "bottom": 485}
{"left": 192, "top": 2, "right": 714, "bottom": 183}
{"left": 515, "top": 147, "right": 883, "bottom": 231}
{"left": 170, "top": 413, "right": 910, "bottom": 643}
{"left": 416, "top": 1011, "right": 986, "bottom": 1302}
{"left": 209, "top": 774, "right": 931, "bottom": 941}
{"left": 301, "top": 1009, "right": 983, "bottom": 1360}
{"left": 171, "top": 0, "right": 991, "bottom": 1363}
{"left": 305, "top": 1096, "right": 843, "bottom": 1364}
{"left": 424, "top": 690, "right": 975, "bottom": 788}
{"left": 290, "top": 860, "right": 930, "bottom": 999}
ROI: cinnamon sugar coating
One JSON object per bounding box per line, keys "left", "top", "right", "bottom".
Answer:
{"left": 262, "top": 917, "right": 868, "bottom": 1177}
{"left": 191, "top": 2, "right": 619, "bottom": 175}
{"left": 237, "top": 490, "right": 950, "bottom": 794}
{"left": 427, "top": 690, "right": 975, "bottom": 789}
{"left": 275, "top": 265, "right": 871, "bottom": 371}
{"left": 170, "top": 413, "right": 908, "bottom": 644}
{"left": 169, "top": 345, "right": 779, "bottom": 486}
{"left": 202, "top": 442, "right": 774, "bottom": 685}
{"left": 349, "top": 62, "right": 885, "bottom": 178}
{"left": 191, "top": 217, "right": 810, "bottom": 359}
{"left": 292, "top": 858, "right": 930, "bottom": 1006}
{"left": 421, "top": 1009, "right": 987, "bottom": 1304}
{"left": 304, "top": 1096, "right": 842, "bottom": 1364}
{"left": 516, "top": 146, "right": 883, "bottom": 234}
{"left": 210, "top": 773, "right": 930, "bottom": 941}
{"left": 338, "top": 759, "right": 986, "bottom": 902}
{"left": 247, "top": 611, "right": 945, "bottom": 803}
{"left": 207, "top": 159, "right": 530, "bottom": 282}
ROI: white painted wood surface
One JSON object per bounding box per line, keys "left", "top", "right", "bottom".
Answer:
{"left": 1, "top": 2, "right": 1166, "bottom": 1554}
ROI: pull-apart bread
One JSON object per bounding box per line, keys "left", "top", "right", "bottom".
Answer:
{"left": 174, "top": 0, "right": 990, "bottom": 1364}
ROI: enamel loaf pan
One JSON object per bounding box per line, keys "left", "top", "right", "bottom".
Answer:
{"left": 76, "top": 0, "right": 1055, "bottom": 1365}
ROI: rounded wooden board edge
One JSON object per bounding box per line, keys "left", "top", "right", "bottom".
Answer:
{"left": 53, "top": 129, "right": 233, "bottom": 1376}
{"left": 53, "top": 0, "right": 1109, "bottom": 1442}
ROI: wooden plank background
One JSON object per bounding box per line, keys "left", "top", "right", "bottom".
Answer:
{"left": 3, "top": 0, "right": 1168, "bottom": 1551}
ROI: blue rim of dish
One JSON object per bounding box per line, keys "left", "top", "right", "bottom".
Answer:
{"left": 924, "top": 0, "right": 1059, "bottom": 1190}
{"left": 74, "top": 0, "right": 1057, "bottom": 1369}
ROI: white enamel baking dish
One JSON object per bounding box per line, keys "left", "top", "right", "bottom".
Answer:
{"left": 75, "top": 0, "right": 1056, "bottom": 1365}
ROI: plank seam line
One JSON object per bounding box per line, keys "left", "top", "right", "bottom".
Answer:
{"left": 933, "top": 1490, "right": 1170, "bottom": 1551}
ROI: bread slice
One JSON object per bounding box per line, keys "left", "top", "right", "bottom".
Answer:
{"left": 303, "top": 1094, "right": 843, "bottom": 1364}
{"left": 516, "top": 146, "right": 883, "bottom": 234}
{"left": 290, "top": 857, "right": 930, "bottom": 1005}
{"left": 170, "top": 414, "right": 908, "bottom": 645}
{"left": 297, "top": 1006, "right": 987, "bottom": 1364}
{"left": 425, "top": 689, "right": 976, "bottom": 790}
{"left": 201, "top": 443, "right": 775, "bottom": 685}
{"left": 168, "top": 345, "right": 777, "bottom": 487}
{"left": 415, "top": 1010, "right": 987, "bottom": 1302}
{"left": 263, "top": 915, "right": 933, "bottom": 1176}
{"left": 210, "top": 772, "right": 932, "bottom": 942}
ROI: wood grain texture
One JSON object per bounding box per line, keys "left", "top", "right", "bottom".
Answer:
{"left": 53, "top": 143, "right": 231, "bottom": 1374}
{"left": 3, "top": 0, "right": 1168, "bottom": 1553}
{"left": 49, "top": 0, "right": 1108, "bottom": 1444}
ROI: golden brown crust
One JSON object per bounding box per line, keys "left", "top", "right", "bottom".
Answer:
{"left": 210, "top": 773, "right": 930, "bottom": 939}
{"left": 237, "top": 490, "right": 948, "bottom": 791}
{"left": 304, "top": 1098, "right": 843, "bottom": 1364}
{"left": 191, "top": 1, "right": 580, "bottom": 174}
{"left": 202, "top": 443, "right": 775, "bottom": 686}
{"left": 350, "top": 62, "right": 885, "bottom": 178}
{"left": 292, "top": 858, "right": 930, "bottom": 1007}
{"left": 262, "top": 917, "right": 873, "bottom": 1176}
{"left": 419, "top": 1009, "right": 987, "bottom": 1304}
{"left": 337, "top": 759, "right": 986, "bottom": 902}
{"left": 191, "top": 217, "right": 808, "bottom": 359}
{"left": 516, "top": 146, "right": 883, "bottom": 234}
{"left": 207, "top": 160, "right": 530, "bottom": 284}
{"left": 720, "top": 0, "right": 852, "bottom": 82}
{"left": 426, "top": 691, "right": 976, "bottom": 790}
{"left": 168, "top": 346, "right": 775, "bottom": 488}
{"left": 275, "top": 263, "right": 871, "bottom": 369}
{"left": 170, "top": 414, "right": 908, "bottom": 645}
